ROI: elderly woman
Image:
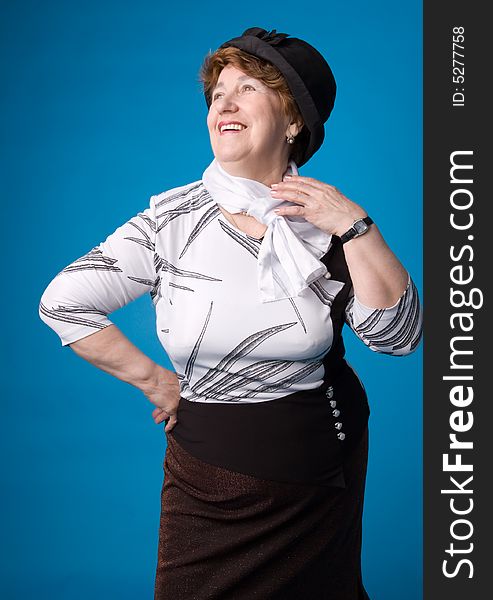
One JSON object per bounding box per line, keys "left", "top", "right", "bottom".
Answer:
{"left": 39, "top": 27, "right": 422, "bottom": 600}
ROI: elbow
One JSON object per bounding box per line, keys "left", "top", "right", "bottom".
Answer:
{"left": 407, "top": 325, "right": 423, "bottom": 355}
{"left": 365, "top": 325, "right": 423, "bottom": 357}
{"left": 38, "top": 283, "right": 64, "bottom": 346}
{"left": 38, "top": 275, "right": 63, "bottom": 326}
{"left": 38, "top": 283, "right": 55, "bottom": 326}
{"left": 37, "top": 275, "right": 113, "bottom": 347}
{"left": 38, "top": 298, "right": 47, "bottom": 325}
{"left": 38, "top": 277, "right": 71, "bottom": 344}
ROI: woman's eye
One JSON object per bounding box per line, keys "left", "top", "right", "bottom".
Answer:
{"left": 212, "top": 84, "right": 255, "bottom": 101}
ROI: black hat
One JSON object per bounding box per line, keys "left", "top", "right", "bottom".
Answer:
{"left": 204, "top": 27, "right": 337, "bottom": 167}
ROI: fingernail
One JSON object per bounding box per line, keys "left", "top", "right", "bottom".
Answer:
{"left": 283, "top": 175, "right": 292, "bottom": 180}
{"left": 271, "top": 183, "right": 279, "bottom": 188}
{"left": 270, "top": 190, "right": 279, "bottom": 195}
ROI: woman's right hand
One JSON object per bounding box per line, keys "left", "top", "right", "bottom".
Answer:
{"left": 140, "top": 366, "right": 182, "bottom": 433}
{"left": 66, "top": 326, "right": 181, "bottom": 433}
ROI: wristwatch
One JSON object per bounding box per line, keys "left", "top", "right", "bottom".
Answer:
{"left": 340, "top": 216, "right": 374, "bottom": 244}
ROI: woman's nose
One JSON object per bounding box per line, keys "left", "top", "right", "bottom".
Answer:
{"left": 215, "top": 92, "right": 238, "bottom": 112}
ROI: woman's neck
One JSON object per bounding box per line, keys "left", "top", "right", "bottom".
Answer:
{"left": 217, "top": 158, "right": 288, "bottom": 188}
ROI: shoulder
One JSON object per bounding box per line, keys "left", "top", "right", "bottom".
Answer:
{"left": 151, "top": 179, "right": 210, "bottom": 212}
{"left": 150, "top": 179, "right": 217, "bottom": 242}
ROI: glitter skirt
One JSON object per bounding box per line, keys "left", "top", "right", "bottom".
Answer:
{"left": 154, "top": 362, "right": 371, "bottom": 599}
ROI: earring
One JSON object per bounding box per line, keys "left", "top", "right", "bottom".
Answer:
{"left": 286, "top": 135, "right": 295, "bottom": 144}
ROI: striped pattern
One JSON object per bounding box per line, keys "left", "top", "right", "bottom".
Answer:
{"left": 345, "top": 278, "right": 422, "bottom": 355}
{"left": 59, "top": 247, "right": 122, "bottom": 274}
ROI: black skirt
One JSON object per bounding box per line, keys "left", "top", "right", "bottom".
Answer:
{"left": 154, "top": 360, "right": 371, "bottom": 599}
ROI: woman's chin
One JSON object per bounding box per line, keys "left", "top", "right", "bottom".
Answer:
{"left": 214, "top": 148, "right": 251, "bottom": 163}
{"left": 213, "top": 152, "right": 252, "bottom": 170}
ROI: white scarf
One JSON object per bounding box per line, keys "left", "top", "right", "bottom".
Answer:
{"left": 202, "top": 158, "right": 332, "bottom": 303}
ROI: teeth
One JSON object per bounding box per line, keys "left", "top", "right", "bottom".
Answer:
{"left": 221, "top": 123, "right": 246, "bottom": 133}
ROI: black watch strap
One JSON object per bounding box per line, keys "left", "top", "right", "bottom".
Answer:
{"left": 340, "top": 216, "right": 374, "bottom": 244}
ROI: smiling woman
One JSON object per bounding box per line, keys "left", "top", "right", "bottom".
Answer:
{"left": 202, "top": 45, "right": 306, "bottom": 175}
{"left": 206, "top": 64, "right": 301, "bottom": 185}
{"left": 38, "top": 26, "right": 422, "bottom": 600}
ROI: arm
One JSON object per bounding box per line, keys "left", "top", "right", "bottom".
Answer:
{"left": 39, "top": 197, "right": 159, "bottom": 346}
{"left": 272, "top": 175, "right": 412, "bottom": 308}
{"left": 337, "top": 222, "right": 410, "bottom": 308}
{"left": 69, "top": 325, "right": 180, "bottom": 431}
{"left": 338, "top": 223, "right": 423, "bottom": 356}
{"left": 345, "top": 275, "right": 422, "bottom": 355}
{"left": 39, "top": 196, "right": 180, "bottom": 431}
{"left": 271, "top": 175, "right": 423, "bottom": 354}
{"left": 328, "top": 205, "right": 423, "bottom": 355}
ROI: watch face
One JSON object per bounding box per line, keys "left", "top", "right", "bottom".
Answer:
{"left": 353, "top": 220, "right": 368, "bottom": 235}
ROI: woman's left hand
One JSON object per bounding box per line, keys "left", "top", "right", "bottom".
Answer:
{"left": 270, "top": 175, "right": 367, "bottom": 237}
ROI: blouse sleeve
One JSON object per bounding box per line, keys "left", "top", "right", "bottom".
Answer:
{"left": 38, "top": 195, "right": 158, "bottom": 346}
{"left": 344, "top": 274, "right": 423, "bottom": 356}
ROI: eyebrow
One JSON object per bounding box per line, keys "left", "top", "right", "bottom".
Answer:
{"left": 212, "top": 75, "right": 256, "bottom": 91}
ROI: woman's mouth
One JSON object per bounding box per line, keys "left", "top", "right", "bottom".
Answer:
{"left": 218, "top": 122, "right": 247, "bottom": 135}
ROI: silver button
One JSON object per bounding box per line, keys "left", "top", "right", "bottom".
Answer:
{"left": 324, "top": 271, "right": 332, "bottom": 279}
{"left": 337, "top": 432, "right": 346, "bottom": 441}
{"left": 332, "top": 409, "right": 340, "bottom": 417}
{"left": 329, "top": 400, "right": 337, "bottom": 408}
{"left": 334, "top": 422, "right": 342, "bottom": 430}
{"left": 325, "top": 386, "right": 334, "bottom": 399}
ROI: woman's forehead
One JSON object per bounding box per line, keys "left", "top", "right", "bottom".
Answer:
{"left": 214, "top": 74, "right": 256, "bottom": 90}
{"left": 215, "top": 65, "right": 260, "bottom": 87}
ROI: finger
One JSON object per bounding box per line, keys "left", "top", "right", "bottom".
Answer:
{"left": 270, "top": 187, "right": 310, "bottom": 204}
{"left": 272, "top": 180, "right": 311, "bottom": 195}
{"left": 280, "top": 175, "right": 336, "bottom": 194}
{"left": 152, "top": 407, "right": 169, "bottom": 424}
{"left": 272, "top": 181, "right": 320, "bottom": 201}
{"left": 152, "top": 407, "right": 167, "bottom": 419}
{"left": 274, "top": 205, "right": 306, "bottom": 216}
{"left": 164, "top": 415, "right": 178, "bottom": 433}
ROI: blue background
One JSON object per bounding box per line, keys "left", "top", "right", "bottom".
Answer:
{"left": 1, "top": 1, "right": 422, "bottom": 598}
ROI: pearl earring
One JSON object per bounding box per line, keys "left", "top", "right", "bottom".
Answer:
{"left": 286, "top": 135, "right": 295, "bottom": 144}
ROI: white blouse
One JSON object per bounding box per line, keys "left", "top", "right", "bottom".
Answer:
{"left": 39, "top": 180, "right": 422, "bottom": 403}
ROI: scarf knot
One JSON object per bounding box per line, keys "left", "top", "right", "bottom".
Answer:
{"left": 202, "top": 158, "right": 332, "bottom": 302}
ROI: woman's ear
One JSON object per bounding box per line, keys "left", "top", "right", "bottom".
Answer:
{"left": 287, "top": 119, "right": 304, "bottom": 139}
{"left": 294, "top": 119, "right": 304, "bottom": 137}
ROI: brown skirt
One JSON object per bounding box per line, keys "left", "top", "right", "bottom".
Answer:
{"left": 154, "top": 422, "right": 370, "bottom": 599}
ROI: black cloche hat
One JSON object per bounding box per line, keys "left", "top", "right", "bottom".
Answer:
{"left": 204, "top": 27, "right": 337, "bottom": 167}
